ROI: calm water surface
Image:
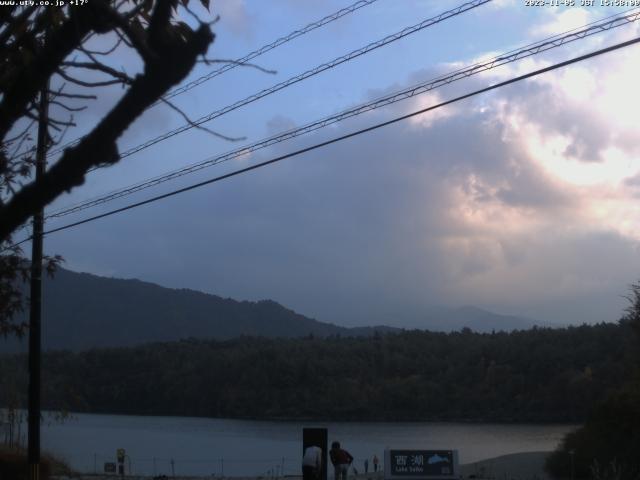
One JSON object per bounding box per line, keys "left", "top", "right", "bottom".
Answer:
{"left": 38, "top": 413, "right": 575, "bottom": 476}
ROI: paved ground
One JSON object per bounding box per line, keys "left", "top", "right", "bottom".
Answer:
{"left": 460, "top": 451, "right": 552, "bottom": 480}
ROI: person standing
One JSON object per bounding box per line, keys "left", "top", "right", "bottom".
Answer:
{"left": 303, "top": 445, "right": 323, "bottom": 480}
{"left": 372, "top": 455, "right": 379, "bottom": 473}
{"left": 364, "top": 459, "right": 369, "bottom": 474}
{"left": 329, "top": 441, "right": 353, "bottom": 480}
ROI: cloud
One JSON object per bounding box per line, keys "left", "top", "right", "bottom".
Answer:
{"left": 55, "top": 71, "right": 634, "bottom": 326}
{"left": 625, "top": 173, "right": 640, "bottom": 187}
{"left": 266, "top": 115, "right": 297, "bottom": 136}
{"left": 489, "top": 0, "right": 517, "bottom": 9}
{"left": 529, "top": 8, "right": 594, "bottom": 37}
{"left": 44, "top": 12, "right": 640, "bottom": 329}
{"left": 215, "top": 0, "right": 254, "bottom": 38}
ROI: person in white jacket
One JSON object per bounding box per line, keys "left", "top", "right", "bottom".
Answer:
{"left": 303, "top": 445, "right": 323, "bottom": 480}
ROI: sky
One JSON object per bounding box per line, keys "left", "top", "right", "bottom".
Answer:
{"left": 22, "top": 0, "right": 640, "bottom": 328}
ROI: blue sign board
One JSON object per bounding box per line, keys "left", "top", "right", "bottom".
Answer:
{"left": 385, "top": 449, "right": 459, "bottom": 479}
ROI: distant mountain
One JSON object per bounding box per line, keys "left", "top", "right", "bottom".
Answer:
{"left": 397, "top": 305, "right": 550, "bottom": 333}
{"left": 1, "top": 268, "right": 357, "bottom": 353}
{"left": 0, "top": 268, "right": 547, "bottom": 353}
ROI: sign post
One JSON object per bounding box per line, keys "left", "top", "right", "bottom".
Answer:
{"left": 303, "top": 427, "right": 328, "bottom": 480}
{"left": 385, "top": 450, "right": 459, "bottom": 480}
{"left": 117, "top": 448, "right": 125, "bottom": 477}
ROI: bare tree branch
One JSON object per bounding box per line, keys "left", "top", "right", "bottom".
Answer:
{"left": 0, "top": 6, "right": 38, "bottom": 51}
{"left": 47, "top": 83, "right": 88, "bottom": 112}
{"left": 80, "top": 36, "right": 123, "bottom": 56}
{"left": 198, "top": 57, "right": 277, "bottom": 75}
{"left": 113, "top": 27, "right": 134, "bottom": 49}
{"left": 0, "top": 6, "right": 96, "bottom": 141}
{"left": 97, "top": 4, "right": 155, "bottom": 62}
{"left": 50, "top": 117, "right": 75, "bottom": 148}
{"left": 158, "top": 96, "right": 246, "bottom": 142}
{"left": 47, "top": 116, "right": 76, "bottom": 128}
{"left": 47, "top": 90, "right": 97, "bottom": 100}
{"left": 56, "top": 68, "right": 126, "bottom": 88}
{"left": 0, "top": 0, "right": 215, "bottom": 241}
{"left": 61, "top": 61, "right": 134, "bottom": 84}
{"left": 49, "top": 100, "right": 88, "bottom": 113}
{"left": 4, "top": 119, "right": 36, "bottom": 145}
{"left": 6, "top": 145, "right": 36, "bottom": 165}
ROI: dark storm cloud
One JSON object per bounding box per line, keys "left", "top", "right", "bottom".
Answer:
{"left": 47, "top": 43, "right": 640, "bottom": 328}
{"left": 52, "top": 84, "right": 633, "bottom": 327}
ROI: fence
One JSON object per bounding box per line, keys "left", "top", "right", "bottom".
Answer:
{"left": 88, "top": 454, "right": 383, "bottom": 478}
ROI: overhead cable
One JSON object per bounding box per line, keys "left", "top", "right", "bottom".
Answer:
{"left": 45, "top": 8, "right": 640, "bottom": 220}
{"left": 14, "top": 35, "right": 636, "bottom": 246}
{"left": 46, "top": 0, "right": 383, "bottom": 158}
{"left": 97, "top": 0, "right": 492, "bottom": 160}
{"left": 160, "top": 0, "right": 382, "bottom": 102}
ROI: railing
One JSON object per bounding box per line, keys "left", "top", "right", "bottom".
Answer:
{"left": 87, "top": 454, "right": 383, "bottom": 478}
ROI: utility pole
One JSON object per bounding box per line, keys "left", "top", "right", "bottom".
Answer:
{"left": 28, "top": 70, "right": 49, "bottom": 480}
{"left": 569, "top": 449, "right": 575, "bottom": 480}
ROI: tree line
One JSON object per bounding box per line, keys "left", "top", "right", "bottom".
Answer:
{"left": 545, "top": 286, "right": 640, "bottom": 479}
{"left": 0, "top": 322, "right": 633, "bottom": 423}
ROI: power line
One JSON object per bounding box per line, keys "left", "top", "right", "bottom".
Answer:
{"left": 45, "top": 8, "right": 640, "bottom": 220}
{"left": 159, "top": 0, "right": 382, "bottom": 103}
{"left": 46, "top": 0, "right": 382, "bottom": 158}
{"left": 11, "top": 35, "right": 636, "bottom": 247}
{"left": 92, "top": 0, "right": 492, "bottom": 161}
{"left": 43, "top": 0, "right": 495, "bottom": 219}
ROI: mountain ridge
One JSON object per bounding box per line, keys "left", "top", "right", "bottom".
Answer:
{"left": 1, "top": 267, "right": 547, "bottom": 352}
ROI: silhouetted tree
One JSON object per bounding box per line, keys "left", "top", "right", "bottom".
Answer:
{"left": 623, "top": 282, "right": 640, "bottom": 341}
{"left": 546, "top": 283, "right": 640, "bottom": 479}
{"left": 0, "top": 324, "right": 631, "bottom": 422}
{"left": 0, "top": 0, "right": 217, "bottom": 334}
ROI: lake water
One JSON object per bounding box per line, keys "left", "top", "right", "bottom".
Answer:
{"left": 35, "top": 413, "right": 575, "bottom": 477}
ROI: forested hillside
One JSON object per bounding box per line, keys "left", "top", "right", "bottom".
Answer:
{"left": 0, "top": 323, "right": 631, "bottom": 422}
{"left": 1, "top": 268, "right": 546, "bottom": 353}
{"left": 1, "top": 268, "right": 357, "bottom": 353}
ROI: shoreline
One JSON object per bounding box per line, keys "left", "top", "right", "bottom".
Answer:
{"left": 14, "top": 408, "right": 580, "bottom": 426}
{"left": 460, "top": 451, "right": 552, "bottom": 480}
{"left": 52, "top": 451, "right": 553, "bottom": 480}
{"left": 49, "top": 409, "right": 583, "bottom": 425}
